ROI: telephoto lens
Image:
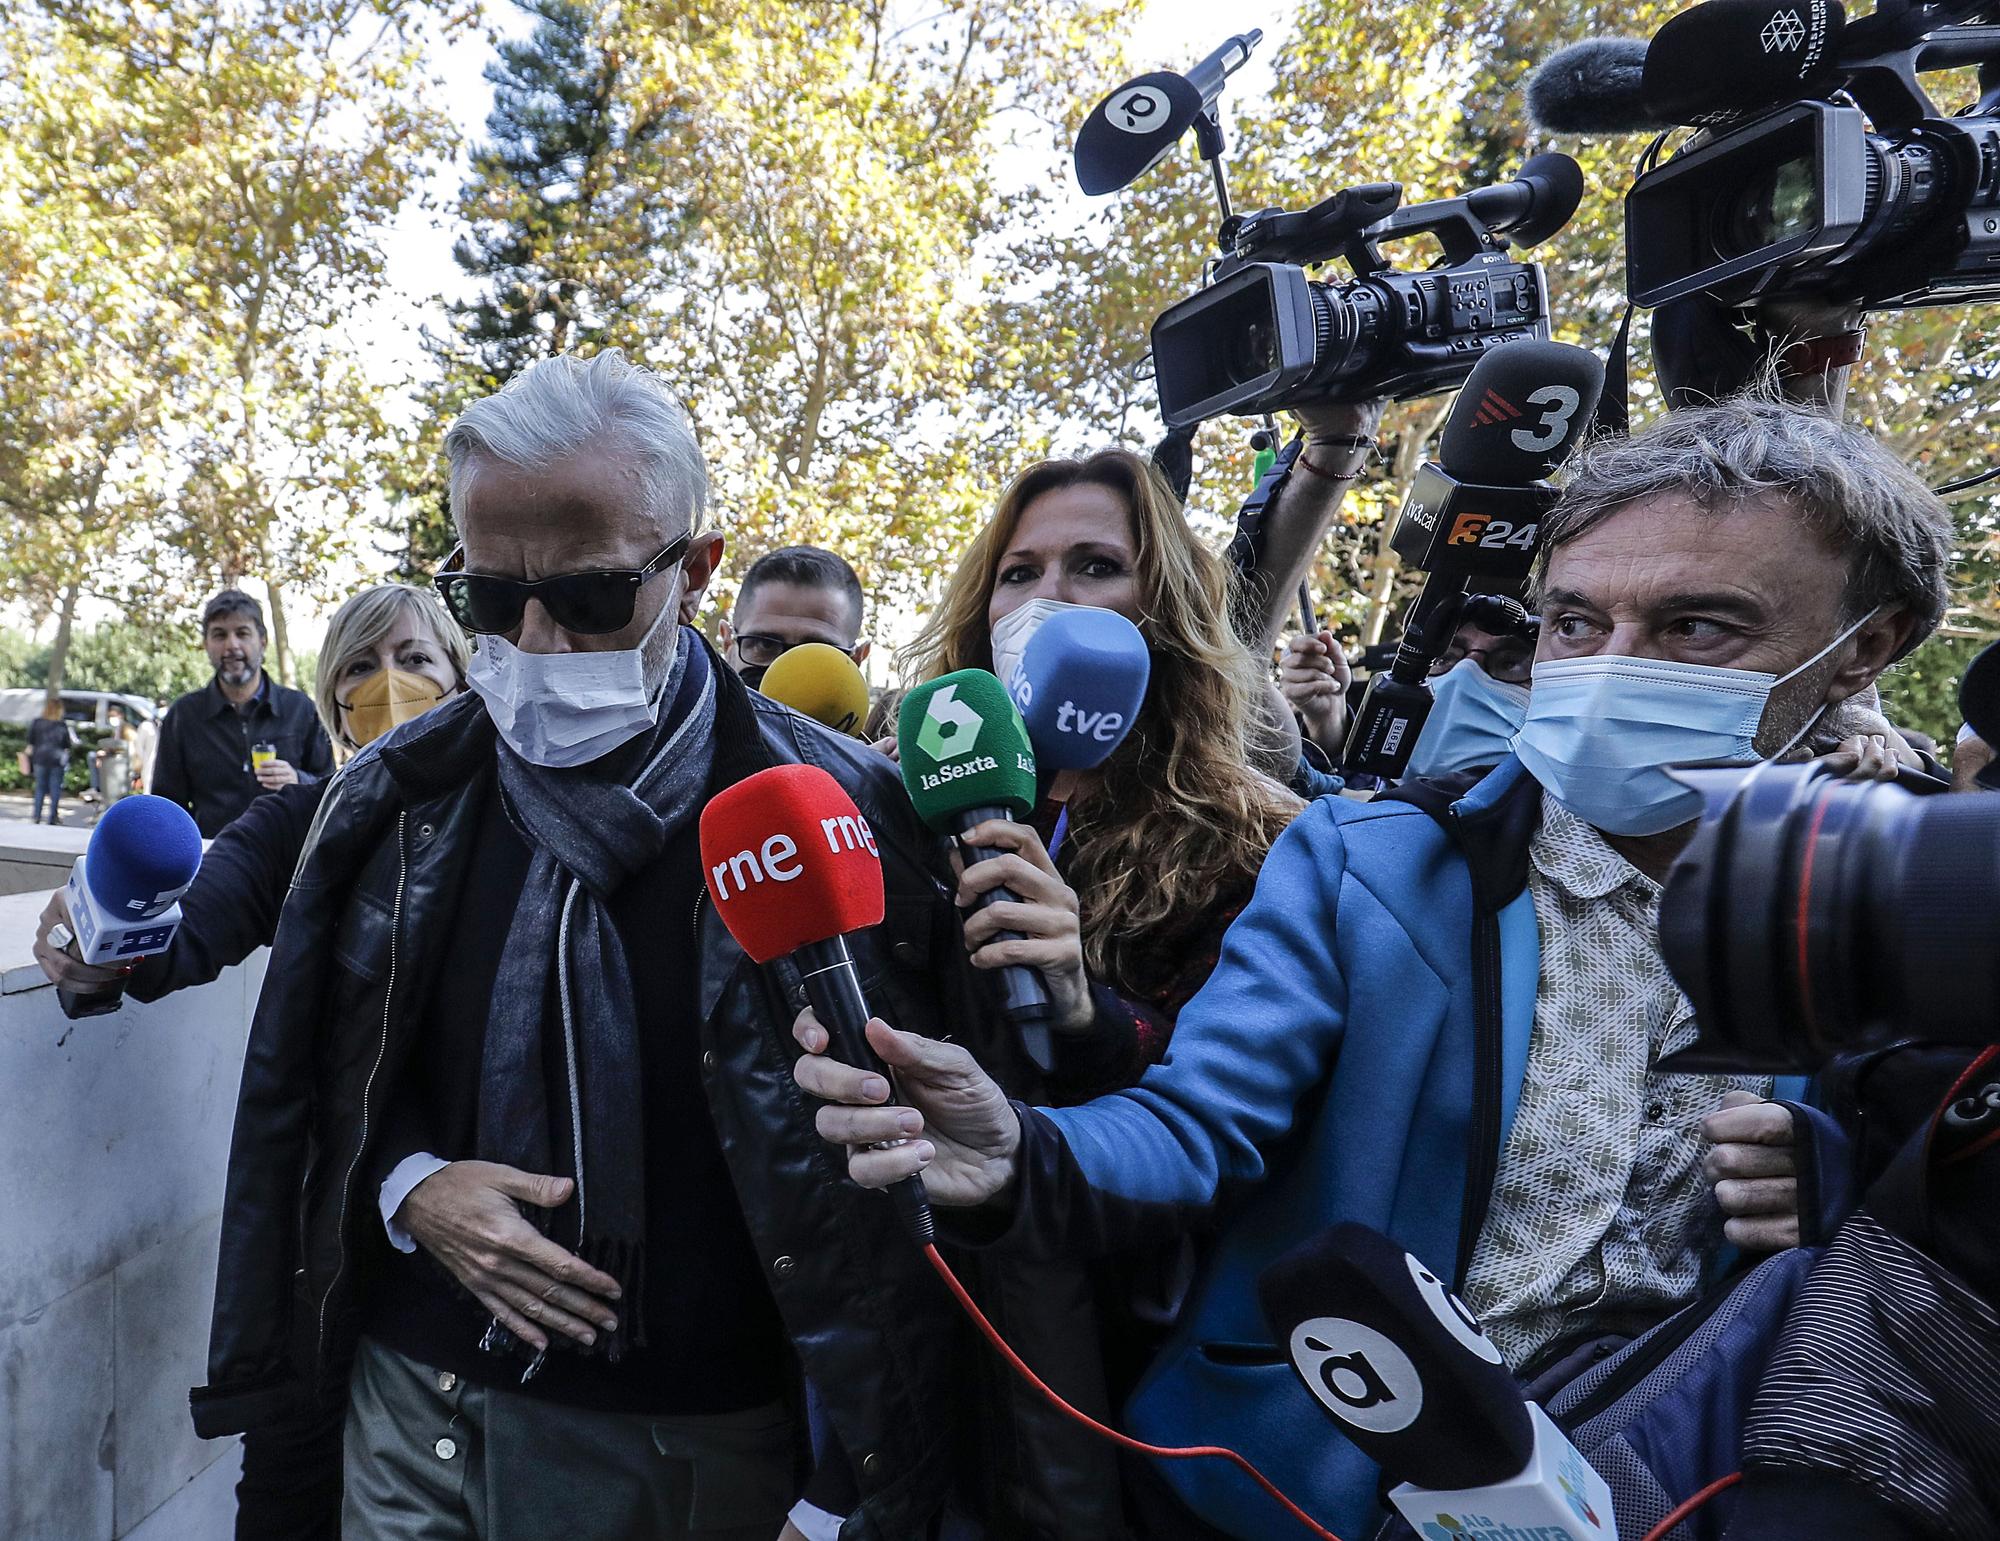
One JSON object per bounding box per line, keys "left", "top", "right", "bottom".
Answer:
{"left": 1658, "top": 762, "right": 2000, "bottom": 1072}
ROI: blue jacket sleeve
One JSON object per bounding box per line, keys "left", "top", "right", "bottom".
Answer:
{"left": 1001, "top": 806, "right": 1354, "bottom": 1257}
{"left": 127, "top": 780, "right": 325, "bottom": 1002}
{"left": 1779, "top": 1098, "right": 1857, "bottom": 1246}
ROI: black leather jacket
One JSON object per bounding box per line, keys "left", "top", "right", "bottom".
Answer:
{"left": 189, "top": 656, "right": 1031, "bottom": 1539}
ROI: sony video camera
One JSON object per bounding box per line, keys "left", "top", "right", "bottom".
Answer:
{"left": 1072, "top": 32, "right": 1583, "bottom": 427}
{"left": 1626, "top": 0, "right": 2000, "bottom": 310}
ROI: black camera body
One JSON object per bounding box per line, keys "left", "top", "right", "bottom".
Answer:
{"left": 1658, "top": 761, "right": 1995, "bottom": 1073}
{"left": 1628, "top": 6, "right": 2000, "bottom": 309}
{"left": 1071, "top": 33, "right": 1581, "bottom": 429}
{"left": 1151, "top": 184, "right": 1559, "bottom": 426}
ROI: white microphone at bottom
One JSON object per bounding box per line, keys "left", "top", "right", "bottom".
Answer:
{"left": 1259, "top": 1222, "right": 1617, "bottom": 1541}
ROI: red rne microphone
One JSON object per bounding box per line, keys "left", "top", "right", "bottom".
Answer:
{"left": 700, "top": 765, "right": 934, "bottom": 1243}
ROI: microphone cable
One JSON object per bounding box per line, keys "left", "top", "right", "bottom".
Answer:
{"left": 1640, "top": 1471, "right": 1743, "bottom": 1541}
{"left": 919, "top": 1241, "right": 1345, "bottom": 1541}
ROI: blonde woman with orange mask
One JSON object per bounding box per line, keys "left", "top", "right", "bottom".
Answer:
{"left": 31, "top": 582, "right": 467, "bottom": 1541}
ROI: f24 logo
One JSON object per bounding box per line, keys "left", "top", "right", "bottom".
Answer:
{"left": 1446, "top": 513, "right": 1539, "bottom": 550}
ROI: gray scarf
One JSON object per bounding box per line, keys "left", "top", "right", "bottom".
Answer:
{"left": 477, "top": 627, "right": 716, "bottom": 1364}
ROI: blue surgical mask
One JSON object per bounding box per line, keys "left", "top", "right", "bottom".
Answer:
{"left": 1512, "top": 611, "right": 1876, "bottom": 835}
{"left": 1406, "top": 658, "right": 1530, "bottom": 778}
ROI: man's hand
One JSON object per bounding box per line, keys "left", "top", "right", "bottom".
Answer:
{"left": 254, "top": 757, "right": 299, "bottom": 790}
{"left": 1818, "top": 731, "right": 1915, "bottom": 783}
{"left": 1291, "top": 398, "right": 1386, "bottom": 449}
{"left": 396, "top": 1160, "right": 622, "bottom": 1353}
{"left": 1702, "top": 1091, "right": 1800, "bottom": 1252}
{"left": 954, "top": 819, "right": 1091, "bottom": 1033}
{"left": 32, "top": 890, "right": 130, "bottom": 992}
{"left": 791, "top": 1010, "right": 1022, "bottom": 1207}
{"left": 1278, "top": 630, "right": 1351, "bottom": 753}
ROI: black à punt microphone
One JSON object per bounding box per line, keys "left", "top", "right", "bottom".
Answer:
{"left": 1259, "top": 1223, "right": 1618, "bottom": 1540}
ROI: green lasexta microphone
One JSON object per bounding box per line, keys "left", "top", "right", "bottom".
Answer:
{"left": 898, "top": 669, "right": 1055, "bottom": 1069}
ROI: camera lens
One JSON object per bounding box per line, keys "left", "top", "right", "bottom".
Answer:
{"left": 1659, "top": 764, "right": 2000, "bottom": 1071}
{"left": 1716, "top": 153, "right": 1820, "bottom": 260}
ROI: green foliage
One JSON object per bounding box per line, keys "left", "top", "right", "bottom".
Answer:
{"left": 46, "top": 621, "right": 213, "bottom": 704}
{"left": 1, "top": 619, "right": 212, "bottom": 703}
{"left": 1879, "top": 630, "right": 1994, "bottom": 751}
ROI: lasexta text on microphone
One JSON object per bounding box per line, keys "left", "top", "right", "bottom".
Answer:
{"left": 896, "top": 671, "right": 1059, "bottom": 1069}
{"left": 58, "top": 794, "right": 204, "bottom": 1020}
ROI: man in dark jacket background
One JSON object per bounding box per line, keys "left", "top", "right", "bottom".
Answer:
{"left": 191, "top": 351, "right": 1025, "bottom": 1541}
{"left": 150, "top": 587, "right": 334, "bottom": 836}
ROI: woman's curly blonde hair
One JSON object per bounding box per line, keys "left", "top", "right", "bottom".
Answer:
{"left": 902, "top": 448, "right": 1299, "bottom": 992}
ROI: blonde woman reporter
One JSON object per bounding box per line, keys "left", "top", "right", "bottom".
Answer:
{"left": 902, "top": 447, "right": 1301, "bottom": 1093}
{"left": 31, "top": 582, "right": 466, "bottom": 1541}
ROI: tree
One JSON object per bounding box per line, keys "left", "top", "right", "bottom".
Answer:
{"left": 607, "top": 0, "right": 1144, "bottom": 615}
{"left": 0, "top": 6, "right": 190, "bottom": 690}
{"left": 399, "top": 0, "right": 690, "bottom": 572}
{"left": 152, "top": 0, "right": 464, "bottom": 683}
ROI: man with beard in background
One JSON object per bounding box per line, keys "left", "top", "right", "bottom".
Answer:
{"left": 150, "top": 587, "right": 335, "bottom": 837}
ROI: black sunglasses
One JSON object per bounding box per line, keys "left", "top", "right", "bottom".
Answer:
{"left": 433, "top": 535, "right": 691, "bottom": 636}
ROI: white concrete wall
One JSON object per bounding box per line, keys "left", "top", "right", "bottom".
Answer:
{"left": 0, "top": 885, "right": 261, "bottom": 1539}
{"left": 0, "top": 823, "right": 88, "bottom": 898}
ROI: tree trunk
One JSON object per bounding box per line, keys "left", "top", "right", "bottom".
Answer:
{"left": 46, "top": 578, "right": 82, "bottom": 696}
{"left": 1362, "top": 548, "right": 1403, "bottom": 646}
{"left": 266, "top": 578, "right": 293, "bottom": 686}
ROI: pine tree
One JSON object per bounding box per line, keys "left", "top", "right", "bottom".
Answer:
{"left": 399, "top": 0, "right": 680, "bottom": 569}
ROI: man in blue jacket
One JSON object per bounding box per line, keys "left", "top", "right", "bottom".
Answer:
{"left": 794, "top": 395, "right": 1957, "bottom": 1541}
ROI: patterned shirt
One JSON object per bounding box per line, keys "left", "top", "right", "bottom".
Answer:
{"left": 1460, "top": 793, "right": 1770, "bottom": 1369}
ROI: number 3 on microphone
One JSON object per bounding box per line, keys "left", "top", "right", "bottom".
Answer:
{"left": 1509, "top": 383, "right": 1581, "bottom": 455}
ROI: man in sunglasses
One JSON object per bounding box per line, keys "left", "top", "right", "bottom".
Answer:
{"left": 189, "top": 351, "right": 1040, "bottom": 1541}
{"left": 718, "top": 544, "right": 870, "bottom": 689}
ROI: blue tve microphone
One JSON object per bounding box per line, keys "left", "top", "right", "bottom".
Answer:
{"left": 59, "top": 794, "right": 203, "bottom": 1020}
{"left": 1006, "top": 606, "right": 1151, "bottom": 772}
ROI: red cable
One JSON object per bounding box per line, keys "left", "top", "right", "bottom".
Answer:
{"left": 921, "top": 1243, "right": 1344, "bottom": 1541}
{"left": 1639, "top": 1470, "right": 1743, "bottom": 1541}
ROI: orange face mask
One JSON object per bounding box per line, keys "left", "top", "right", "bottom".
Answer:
{"left": 338, "top": 667, "right": 445, "bottom": 748}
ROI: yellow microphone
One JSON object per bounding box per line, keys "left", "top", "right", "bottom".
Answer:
{"left": 758, "top": 643, "right": 870, "bottom": 737}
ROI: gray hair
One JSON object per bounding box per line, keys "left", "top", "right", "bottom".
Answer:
{"left": 444, "top": 350, "right": 710, "bottom": 537}
{"left": 1537, "top": 394, "right": 1955, "bottom": 660}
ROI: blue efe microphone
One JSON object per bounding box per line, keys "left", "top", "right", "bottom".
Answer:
{"left": 1006, "top": 605, "right": 1151, "bottom": 772}
{"left": 59, "top": 794, "right": 203, "bottom": 1019}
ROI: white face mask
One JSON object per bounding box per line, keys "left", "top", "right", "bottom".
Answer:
{"left": 990, "top": 598, "right": 1090, "bottom": 694}
{"left": 1511, "top": 610, "right": 1877, "bottom": 836}
{"left": 467, "top": 587, "right": 679, "bottom": 769}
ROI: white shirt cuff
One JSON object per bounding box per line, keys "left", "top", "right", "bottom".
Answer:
{"left": 378, "top": 1152, "right": 450, "bottom": 1253}
{"left": 787, "top": 1500, "right": 845, "bottom": 1541}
